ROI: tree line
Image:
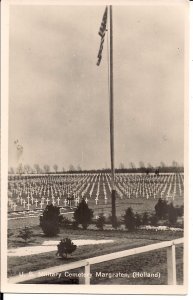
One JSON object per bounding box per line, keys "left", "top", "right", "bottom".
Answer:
{"left": 9, "top": 160, "right": 183, "bottom": 175}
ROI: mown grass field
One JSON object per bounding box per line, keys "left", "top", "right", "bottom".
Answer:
{"left": 8, "top": 225, "right": 183, "bottom": 285}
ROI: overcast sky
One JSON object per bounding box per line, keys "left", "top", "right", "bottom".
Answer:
{"left": 8, "top": 2, "right": 186, "bottom": 170}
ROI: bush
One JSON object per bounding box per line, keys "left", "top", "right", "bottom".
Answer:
{"left": 17, "top": 226, "right": 33, "bottom": 243}
{"left": 149, "top": 213, "right": 159, "bottom": 226}
{"left": 56, "top": 238, "right": 77, "bottom": 259}
{"left": 176, "top": 205, "right": 184, "bottom": 217}
{"left": 72, "top": 220, "right": 79, "bottom": 230}
{"left": 141, "top": 212, "right": 149, "bottom": 225}
{"left": 123, "top": 207, "right": 136, "bottom": 231}
{"left": 40, "top": 204, "right": 61, "bottom": 236}
{"left": 135, "top": 213, "right": 142, "bottom": 228}
{"left": 96, "top": 214, "right": 105, "bottom": 230}
{"left": 155, "top": 198, "right": 168, "bottom": 219}
{"left": 8, "top": 229, "right": 14, "bottom": 238}
{"left": 60, "top": 216, "right": 72, "bottom": 229}
{"left": 74, "top": 199, "right": 93, "bottom": 229}
{"left": 168, "top": 203, "right": 178, "bottom": 226}
{"left": 107, "top": 215, "right": 120, "bottom": 229}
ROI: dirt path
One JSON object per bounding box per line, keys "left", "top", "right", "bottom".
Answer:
{"left": 8, "top": 239, "right": 114, "bottom": 257}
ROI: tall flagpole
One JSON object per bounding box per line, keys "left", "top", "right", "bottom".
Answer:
{"left": 109, "top": 5, "right": 116, "bottom": 228}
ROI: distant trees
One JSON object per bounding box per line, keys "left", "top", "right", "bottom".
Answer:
{"left": 129, "top": 162, "right": 136, "bottom": 170}
{"left": 17, "top": 163, "right": 24, "bottom": 175}
{"left": 43, "top": 164, "right": 50, "bottom": 173}
{"left": 119, "top": 163, "right": 125, "bottom": 170}
{"left": 77, "top": 165, "right": 82, "bottom": 171}
{"left": 154, "top": 168, "right": 160, "bottom": 176}
{"left": 8, "top": 161, "right": 183, "bottom": 176}
{"left": 146, "top": 163, "right": 153, "bottom": 175}
{"left": 34, "top": 164, "right": 42, "bottom": 174}
{"left": 53, "top": 164, "right": 58, "bottom": 173}
{"left": 172, "top": 160, "right": 179, "bottom": 168}
{"left": 160, "top": 162, "right": 166, "bottom": 168}
{"left": 139, "top": 161, "right": 145, "bottom": 169}
{"left": 147, "top": 163, "right": 153, "bottom": 169}
{"left": 8, "top": 167, "right": 15, "bottom": 174}
{"left": 69, "top": 164, "right": 75, "bottom": 172}
{"left": 139, "top": 161, "right": 146, "bottom": 173}
{"left": 24, "top": 164, "right": 32, "bottom": 174}
{"left": 40, "top": 204, "right": 61, "bottom": 236}
{"left": 73, "top": 199, "right": 93, "bottom": 229}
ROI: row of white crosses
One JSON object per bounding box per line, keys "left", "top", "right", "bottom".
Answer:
{"left": 8, "top": 172, "right": 184, "bottom": 212}
{"left": 8, "top": 174, "right": 89, "bottom": 210}
{"left": 114, "top": 173, "right": 184, "bottom": 202}
{"left": 8, "top": 198, "right": 17, "bottom": 211}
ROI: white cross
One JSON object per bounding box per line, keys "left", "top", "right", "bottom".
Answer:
{"left": 20, "top": 197, "right": 23, "bottom": 205}
{"left": 27, "top": 195, "right": 30, "bottom": 201}
{"left": 40, "top": 202, "right": 44, "bottom": 209}
{"left": 27, "top": 202, "right": 31, "bottom": 210}
{"left": 85, "top": 198, "right": 88, "bottom": 204}
{"left": 23, "top": 200, "right": 27, "bottom": 208}
{"left": 13, "top": 203, "right": 17, "bottom": 211}
{"left": 64, "top": 199, "right": 67, "bottom": 206}
{"left": 52, "top": 199, "right": 56, "bottom": 206}
{"left": 75, "top": 198, "right": 79, "bottom": 206}
{"left": 41, "top": 196, "right": 45, "bottom": 202}
{"left": 35, "top": 199, "right": 38, "bottom": 207}
{"left": 57, "top": 197, "right": 60, "bottom": 205}
{"left": 46, "top": 198, "right": 50, "bottom": 205}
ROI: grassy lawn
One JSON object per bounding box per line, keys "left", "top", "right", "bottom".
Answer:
{"left": 8, "top": 225, "right": 183, "bottom": 285}
{"left": 8, "top": 225, "right": 183, "bottom": 249}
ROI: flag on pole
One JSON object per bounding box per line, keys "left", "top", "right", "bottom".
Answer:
{"left": 97, "top": 7, "right": 108, "bottom": 66}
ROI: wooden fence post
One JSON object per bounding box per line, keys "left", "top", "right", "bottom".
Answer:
{"left": 167, "top": 243, "right": 177, "bottom": 285}
{"left": 84, "top": 262, "right": 91, "bottom": 285}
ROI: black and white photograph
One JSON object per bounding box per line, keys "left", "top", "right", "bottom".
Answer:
{"left": 0, "top": 0, "right": 189, "bottom": 294}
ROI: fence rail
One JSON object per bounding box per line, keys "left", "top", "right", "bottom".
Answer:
{"left": 8, "top": 237, "right": 184, "bottom": 285}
